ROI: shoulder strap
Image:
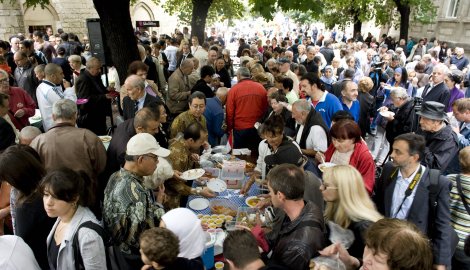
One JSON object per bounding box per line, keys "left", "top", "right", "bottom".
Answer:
{"left": 72, "top": 221, "right": 107, "bottom": 270}
{"left": 427, "top": 168, "right": 441, "bottom": 236}
{"left": 456, "top": 174, "right": 470, "bottom": 215}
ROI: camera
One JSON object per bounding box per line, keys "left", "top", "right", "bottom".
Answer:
{"left": 371, "top": 55, "right": 384, "bottom": 71}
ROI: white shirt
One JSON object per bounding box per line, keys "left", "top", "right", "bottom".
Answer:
{"left": 164, "top": 45, "right": 178, "bottom": 71}
{"left": 391, "top": 165, "right": 426, "bottom": 219}
{"left": 0, "top": 235, "right": 41, "bottom": 270}
{"left": 36, "top": 81, "right": 77, "bottom": 131}
{"left": 295, "top": 125, "right": 328, "bottom": 152}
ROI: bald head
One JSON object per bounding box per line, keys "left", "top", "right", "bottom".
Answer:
{"left": 125, "top": 74, "right": 145, "bottom": 90}
{"left": 19, "top": 126, "right": 42, "bottom": 145}
{"left": 180, "top": 59, "right": 194, "bottom": 75}
{"left": 216, "top": 87, "right": 228, "bottom": 105}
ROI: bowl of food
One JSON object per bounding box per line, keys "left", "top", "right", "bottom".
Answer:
{"left": 209, "top": 199, "right": 238, "bottom": 217}
{"left": 318, "top": 162, "right": 336, "bottom": 173}
{"left": 245, "top": 196, "right": 263, "bottom": 208}
{"left": 379, "top": 110, "right": 395, "bottom": 118}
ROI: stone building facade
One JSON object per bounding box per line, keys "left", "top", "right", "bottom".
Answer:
{"left": 408, "top": 0, "right": 470, "bottom": 48}
{"left": 0, "top": 0, "right": 178, "bottom": 41}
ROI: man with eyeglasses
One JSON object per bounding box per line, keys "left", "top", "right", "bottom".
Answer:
{"left": 170, "top": 91, "right": 207, "bottom": 139}
{"left": 103, "top": 132, "right": 169, "bottom": 269}
{"left": 0, "top": 69, "right": 35, "bottom": 130}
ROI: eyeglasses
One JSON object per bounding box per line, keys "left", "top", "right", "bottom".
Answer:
{"left": 144, "top": 154, "right": 159, "bottom": 163}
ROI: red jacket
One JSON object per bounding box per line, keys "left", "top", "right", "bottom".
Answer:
{"left": 324, "top": 140, "right": 375, "bottom": 195}
{"left": 7, "top": 87, "right": 36, "bottom": 129}
{"left": 226, "top": 79, "right": 267, "bottom": 131}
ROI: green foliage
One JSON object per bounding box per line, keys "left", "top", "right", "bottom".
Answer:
{"left": 249, "top": 0, "right": 323, "bottom": 21}
{"left": 10, "top": 0, "right": 49, "bottom": 8}
{"left": 163, "top": 0, "right": 245, "bottom": 26}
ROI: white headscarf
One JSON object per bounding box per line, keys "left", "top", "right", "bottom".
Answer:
{"left": 143, "top": 157, "right": 174, "bottom": 189}
{"left": 161, "top": 208, "right": 206, "bottom": 259}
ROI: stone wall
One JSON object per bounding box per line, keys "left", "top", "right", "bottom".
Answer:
{"left": 49, "top": 0, "right": 99, "bottom": 39}
{"left": 0, "top": 1, "right": 24, "bottom": 40}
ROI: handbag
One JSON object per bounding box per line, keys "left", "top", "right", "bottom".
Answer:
{"left": 456, "top": 174, "right": 470, "bottom": 256}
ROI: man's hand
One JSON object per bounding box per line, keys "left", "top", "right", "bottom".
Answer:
{"left": 318, "top": 243, "right": 360, "bottom": 269}
{"left": 173, "top": 170, "right": 183, "bottom": 180}
{"left": 156, "top": 183, "right": 166, "bottom": 204}
{"left": 190, "top": 153, "right": 200, "bottom": 162}
{"left": 433, "top": 265, "right": 446, "bottom": 270}
{"left": 14, "top": 109, "right": 25, "bottom": 118}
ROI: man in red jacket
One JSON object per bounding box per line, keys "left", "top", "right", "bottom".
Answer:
{"left": 226, "top": 67, "right": 267, "bottom": 153}
{"left": 0, "top": 69, "right": 36, "bottom": 129}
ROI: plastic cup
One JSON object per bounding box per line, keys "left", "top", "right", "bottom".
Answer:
{"left": 215, "top": 261, "right": 224, "bottom": 270}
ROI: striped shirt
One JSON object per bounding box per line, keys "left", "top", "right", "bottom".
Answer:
{"left": 448, "top": 174, "right": 470, "bottom": 250}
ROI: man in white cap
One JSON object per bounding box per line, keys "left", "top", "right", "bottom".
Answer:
{"left": 103, "top": 132, "right": 170, "bottom": 269}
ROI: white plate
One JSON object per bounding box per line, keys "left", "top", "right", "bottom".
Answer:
{"left": 99, "top": 135, "right": 112, "bottom": 143}
{"left": 207, "top": 179, "right": 227, "bottom": 193}
{"left": 188, "top": 198, "right": 209, "bottom": 210}
{"left": 181, "top": 168, "right": 205, "bottom": 181}
{"left": 379, "top": 111, "right": 395, "bottom": 118}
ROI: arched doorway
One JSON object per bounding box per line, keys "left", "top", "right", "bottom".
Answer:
{"left": 23, "top": 5, "right": 59, "bottom": 34}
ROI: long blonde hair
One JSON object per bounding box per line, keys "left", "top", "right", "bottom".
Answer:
{"left": 323, "top": 165, "right": 382, "bottom": 228}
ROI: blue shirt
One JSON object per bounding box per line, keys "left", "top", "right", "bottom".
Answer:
{"left": 310, "top": 92, "right": 342, "bottom": 127}
{"left": 341, "top": 99, "right": 360, "bottom": 122}
{"left": 203, "top": 97, "right": 225, "bottom": 146}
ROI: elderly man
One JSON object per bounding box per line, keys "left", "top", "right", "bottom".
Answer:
{"left": 30, "top": 99, "right": 106, "bottom": 214}
{"left": 226, "top": 67, "right": 267, "bottom": 152}
{"left": 19, "top": 126, "right": 42, "bottom": 145}
{"left": 278, "top": 58, "right": 299, "bottom": 96}
{"left": 421, "top": 64, "right": 450, "bottom": 106}
{"left": 167, "top": 59, "right": 194, "bottom": 117}
{"left": 204, "top": 87, "right": 228, "bottom": 146}
{"left": 416, "top": 101, "right": 459, "bottom": 171}
{"left": 36, "top": 63, "right": 76, "bottom": 131}
{"left": 300, "top": 73, "right": 342, "bottom": 127}
{"left": 75, "top": 57, "right": 113, "bottom": 135}
{"left": 13, "top": 51, "right": 38, "bottom": 103}
{"left": 0, "top": 69, "right": 35, "bottom": 129}
{"left": 450, "top": 47, "right": 469, "bottom": 73}
{"left": 291, "top": 99, "right": 329, "bottom": 158}
{"left": 257, "top": 164, "right": 326, "bottom": 269}
{"left": 103, "top": 133, "right": 168, "bottom": 269}
{"left": 122, "top": 75, "right": 159, "bottom": 120}
{"left": 170, "top": 91, "right": 207, "bottom": 138}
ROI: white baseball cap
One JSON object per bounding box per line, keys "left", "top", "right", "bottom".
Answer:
{"left": 126, "top": 133, "right": 170, "bottom": 157}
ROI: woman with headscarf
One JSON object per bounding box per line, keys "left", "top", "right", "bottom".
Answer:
{"left": 160, "top": 208, "right": 205, "bottom": 270}
{"left": 320, "top": 65, "right": 337, "bottom": 92}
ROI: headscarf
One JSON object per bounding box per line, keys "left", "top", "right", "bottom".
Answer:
{"left": 321, "top": 65, "right": 337, "bottom": 85}
{"left": 161, "top": 208, "right": 206, "bottom": 259}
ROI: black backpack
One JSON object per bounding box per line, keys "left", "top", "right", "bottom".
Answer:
{"left": 72, "top": 221, "right": 129, "bottom": 270}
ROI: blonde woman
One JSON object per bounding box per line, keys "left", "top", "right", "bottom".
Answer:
{"left": 320, "top": 165, "right": 382, "bottom": 260}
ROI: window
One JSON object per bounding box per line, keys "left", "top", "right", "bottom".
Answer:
{"left": 446, "top": 0, "right": 460, "bottom": 18}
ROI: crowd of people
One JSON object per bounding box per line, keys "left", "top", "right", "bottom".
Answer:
{"left": 0, "top": 25, "right": 470, "bottom": 270}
